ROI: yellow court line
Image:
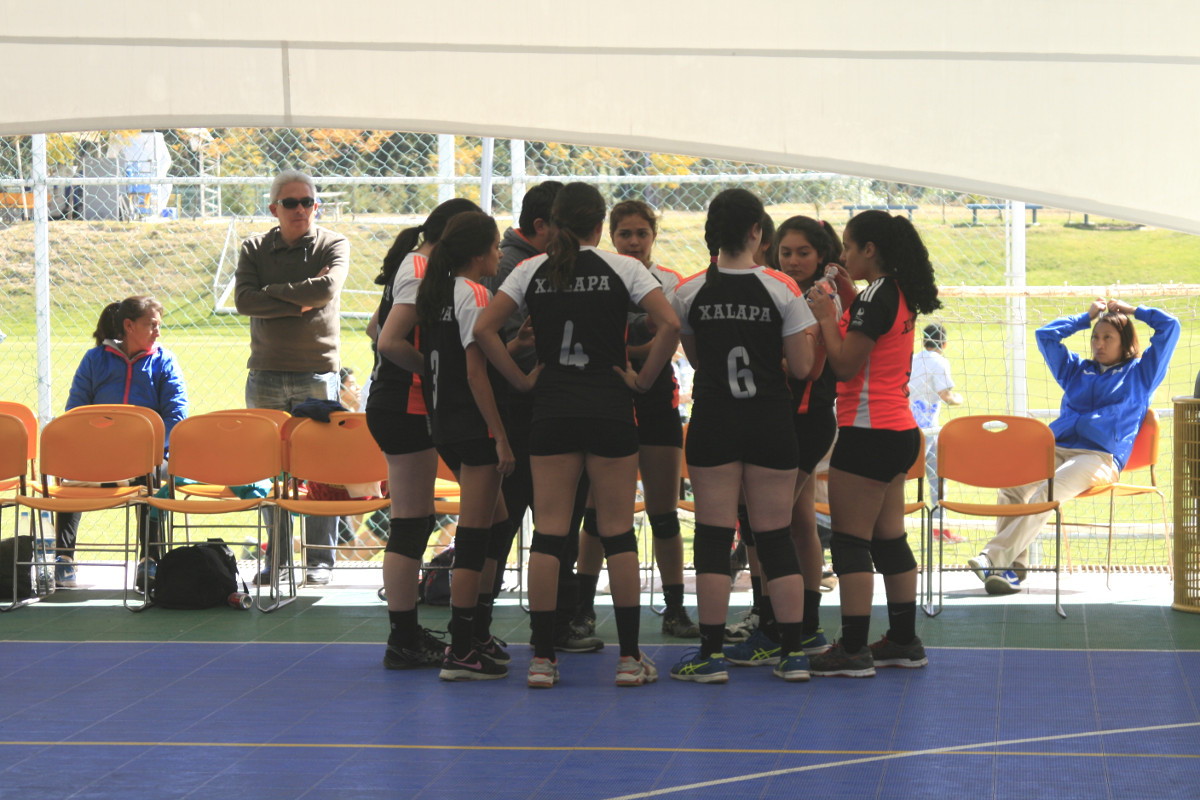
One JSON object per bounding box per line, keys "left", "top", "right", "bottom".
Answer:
{"left": 0, "top": 741, "right": 1198, "bottom": 761}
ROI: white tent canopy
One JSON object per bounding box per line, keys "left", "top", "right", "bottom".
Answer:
{"left": 4, "top": 0, "right": 1199, "bottom": 232}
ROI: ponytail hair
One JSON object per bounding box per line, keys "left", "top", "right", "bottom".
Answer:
{"left": 416, "top": 212, "right": 499, "bottom": 329}
{"left": 375, "top": 197, "right": 481, "bottom": 287}
{"left": 703, "top": 188, "right": 764, "bottom": 286}
{"left": 545, "top": 182, "right": 606, "bottom": 291}
{"left": 93, "top": 295, "right": 162, "bottom": 347}
{"left": 844, "top": 210, "right": 942, "bottom": 315}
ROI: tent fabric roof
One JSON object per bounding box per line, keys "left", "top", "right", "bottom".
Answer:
{"left": 4, "top": 1, "right": 1199, "bottom": 232}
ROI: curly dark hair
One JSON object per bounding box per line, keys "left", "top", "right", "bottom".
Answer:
{"left": 844, "top": 210, "right": 941, "bottom": 315}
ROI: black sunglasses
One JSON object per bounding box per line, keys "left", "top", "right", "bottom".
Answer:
{"left": 278, "top": 197, "right": 316, "bottom": 209}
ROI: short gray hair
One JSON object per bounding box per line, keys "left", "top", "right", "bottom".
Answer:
{"left": 270, "top": 170, "right": 317, "bottom": 203}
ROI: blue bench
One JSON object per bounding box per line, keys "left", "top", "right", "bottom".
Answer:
{"left": 966, "top": 203, "right": 1043, "bottom": 224}
{"left": 844, "top": 204, "right": 918, "bottom": 220}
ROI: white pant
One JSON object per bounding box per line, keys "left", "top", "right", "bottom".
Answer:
{"left": 982, "top": 446, "right": 1118, "bottom": 569}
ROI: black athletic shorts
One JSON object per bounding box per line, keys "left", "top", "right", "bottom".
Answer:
{"left": 634, "top": 393, "right": 684, "bottom": 449}
{"left": 829, "top": 426, "right": 920, "bottom": 483}
{"left": 366, "top": 406, "right": 433, "bottom": 455}
{"left": 685, "top": 399, "right": 798, "bottom": 471}
{"left": 794, "top": 407, "right": 837, "bottom": 475}
{"left": 437, "top": 437, "right": 499, "bottom": 470}
{"left": 529, "top": 417, "right": 639, "bottom": 458}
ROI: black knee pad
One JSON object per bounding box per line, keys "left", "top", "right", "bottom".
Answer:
{"left": 453, "top": 526, "right": 489, "bottom": 572}
{"left": 600, "top": 528, "right": 638, "bottom": 557}
{"left": 736, "top": 506, "right": 755, "bottom": 547}
{"left": 829, "top": 531, "right": 874, "bottom": 576}
{"left": 693, "top": 523, "right": 736, "bottom": 575}
{"left": 648, "top": 512, "right": 680, "bottom": 540}
{"left": 581, "top": 508, "right": 599, "bottom": 538}
{"left": 871, "top": 534, "right": 917, "bottom": 576}
{"left": 486, "top": 520, "right": 516, "bottom": 562}
{"left": 754, "top": 526, "right": 801, "bottom": 581}
{"left": 385, "top": 516, "right": 434, "bottom": 559}
{"left": 530, "top": 530, "right": 567, "bottom": 560}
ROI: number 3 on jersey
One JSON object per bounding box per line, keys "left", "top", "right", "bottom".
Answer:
{"left": 428, "top": 351, "right": 440, "bottom": 408}
{"left": 726, "top": 346, "right": 756, "bottom": 398}
{"left": 559, "top": 321, "right": 590, "bottom": 369}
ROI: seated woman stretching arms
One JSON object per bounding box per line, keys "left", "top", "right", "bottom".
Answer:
{"left": 668, "top": 189, "right": 816, "bottom": 684}
{"left": 474, "top": 182, "right": 681, "bottom": 689}
{"left": 807, "top": 210, "right": 941, "bottom": 678}
{"left": 57, "top": 295, "right": 188, "bottom": 590}
{"left": 968, "top": 298, "right": 1179, "bottom": 594}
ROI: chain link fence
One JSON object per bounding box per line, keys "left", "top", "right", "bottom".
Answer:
{"left": 2, "top": 128, "right": 1198, "bottom": 571}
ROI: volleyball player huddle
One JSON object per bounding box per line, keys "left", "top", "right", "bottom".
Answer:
{"left": 370, "top": 181, "right": 940, "bottom": 688}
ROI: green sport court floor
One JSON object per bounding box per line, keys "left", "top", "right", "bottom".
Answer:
{"left": 2, "top": 566, "right": 1199, "bottom": 799}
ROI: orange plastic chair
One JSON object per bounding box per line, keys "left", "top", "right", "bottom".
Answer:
{"left": 147, "top": 414, "right": 282, "bottom": 608}
{"left": 175, "top": 409, "right": 288, "bottom": 501}
{"left": 0, "top": 401, "right": 37, "bottom": 490}
{"left": 67, "top": 404, "right": 166, "bottom": 471}
{"left": 931, "top": 415, "right": 1064, "bottom": 617}
{"left": 14, "top": 409, "right": 158, "bottom": 610}
{"left": 0, "top": 413, "right": 35, "bottom": 610}
{"left": 272, "top": 413, "right": 390, "bottom": 603}
{"left": 1066, "top": 408, "right": 1169, "bottom": 585}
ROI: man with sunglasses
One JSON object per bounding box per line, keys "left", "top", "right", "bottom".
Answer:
{"left": 235, "top": 169, "right": 350, "bottom": 587}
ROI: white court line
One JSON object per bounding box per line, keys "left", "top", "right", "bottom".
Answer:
{"left": 601, "top": 720, "right": 1200, "bottom": 800}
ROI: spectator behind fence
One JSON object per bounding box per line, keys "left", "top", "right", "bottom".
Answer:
{"left": 908, "top": 322, "right": 964, "bottom": 541}
{"left": 56, "top": 295, "right": 188, "bottom": 591}
{"left": 967, "top": 299, "right": 1180, "bottom": 595}
{"left": 234, "top": 169, "right": 350, "bottom": 587}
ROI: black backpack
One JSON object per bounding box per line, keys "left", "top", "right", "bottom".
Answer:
{"left": 153, "top": 539, "right": 245, "bottom": 609}
{"left": 0, "top": 536, "right": 35, "bottom": 600}
{"left": 419, "top": 546, "right": 454, "bottom": 606}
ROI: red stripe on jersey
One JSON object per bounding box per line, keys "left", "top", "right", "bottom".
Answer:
{"left": 466, "top": 279, "right": 489, "bottom": 308}
{"left": 413, "top": 253, "right": 428, "bottom": 278}
{"left": 795, "top": 382, "right": 814, "bottom": 414}
{"left": 761, "top": 268, "right": 803, "bottom": 297}
{"left": 406, "top": 379, "right": 427, "bottom": 415}
{"left": 676, "top": 271, "right": 706, "bottom": 290}
{"left": 655, "top": 264, "right": 684, "bottom": 283}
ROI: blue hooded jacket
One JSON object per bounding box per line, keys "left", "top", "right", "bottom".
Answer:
{"left": 65, "top": 340, "right": 189, "bottom": 455}
{"left": 1037, "top": 306, "right": 1179, "bottom": 471}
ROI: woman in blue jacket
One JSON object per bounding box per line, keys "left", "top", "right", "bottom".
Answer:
{"left": 55, "top": 295, "right": 188, "bottom": 588}
{"left": 968, "top": 299, "right": 1179, "bottom": 594}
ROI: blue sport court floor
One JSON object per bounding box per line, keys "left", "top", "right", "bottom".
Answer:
{"left": 2, "top": 568, "right": 1199, "bottom": 799}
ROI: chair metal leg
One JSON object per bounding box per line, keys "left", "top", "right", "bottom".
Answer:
{"left": 124, "top": 503, "right": 151, "bottom": 612}
{"left": 1054, "top": 512, "right": 1066, "bottom": 618}
{"left": 922, "top": 505, "right": 943, "bottom": 617}
{"left": 257, "top": 506, "right": 296, "bottom": 613}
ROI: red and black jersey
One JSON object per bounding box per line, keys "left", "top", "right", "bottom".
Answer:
{"left": 366, "top": 252, "right": 428, "bottom": 416}
{"left": 420, "top": 277, "right": 504, "bottom": 446}
{"left": 498, "top": 245, "right": 661, "bottom": 424}
{"left": 836, "top": 276, "right": 918, "bottom": 430}
{"left": 673, "top": 266, "right": 815, "bottom": 405}
{"left": 788, "top": 363, "right": 837, "bottom": 416}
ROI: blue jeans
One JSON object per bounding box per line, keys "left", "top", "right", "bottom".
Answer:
{"left": 246, "top": 369, "right": 339, "bottom": 569}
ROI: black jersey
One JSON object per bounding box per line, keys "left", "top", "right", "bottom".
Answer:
{"left": 673, "top": 266, "right": 814, "bottom": 405}
{"left": 787, "top": 363, "right": 837, "bottom": 415}
{"left": 420, "top": 277, "right": 503, "bottom": 445}
{"left": 366, "top": 252, "right": 427, "bottom": 416}
{"left": 498, "top": 245, "right": 660, "bottom": 423}
{"left": 628, "top": 263, "right": 684, "bottom": 409}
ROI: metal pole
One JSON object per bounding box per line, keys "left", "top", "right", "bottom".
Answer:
{"left": 479, "top": 137, "right": 494, "bottom": 214}
{"left": 510, "top": 138, "right": 526, "bottom": 227}
{"left": 438, "top": 134, "right": 455, "bottom": 204}
{"left": 32, "top": 134, "right": 52, "bottom": 427}
{"left": 1008, "top": 200, "right": 1028, "bottom": 417}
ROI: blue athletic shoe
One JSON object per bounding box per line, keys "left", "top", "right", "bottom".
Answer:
{"left": 800, "top": 628, "right": 831, "bottom": 656}
{"left": 669, "top": 650, "right": 729, "bottom": 684}
{"left": 773, "top": 650, "right": 811, "bottom": 682}
{"left": 985, "top": 569, "right": 1021, "bottom": 595}
{"left": 723, "top": 628, "right": 781, "bottom": 666}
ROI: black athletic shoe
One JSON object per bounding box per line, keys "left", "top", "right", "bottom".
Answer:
{"left": 383, "top": 627, "right": 446, "bottom": 670}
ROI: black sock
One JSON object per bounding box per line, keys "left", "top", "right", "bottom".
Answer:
{"left": 663, "top": 583, "right": 684, "bottom": 610}
{"left": 700, "top": 623, "right": 725, "bottom": 659}
{"left": 776, "top": 621, "right": 803, "bottom": 655}
{"left": 802, "top": 589, "right": 822, "bottom": 636}
{"left": 530, "top": 610, "right": 556, "bottom": 660}
{"left": 613, "top": 605, "right": 640, "bottom": 658}
{"left": 840, "top": 615, "right": 871, "bottom": 654}
{"left": 450, "top": 605, "right": 475, "bottom": 658}
{"left": 759, "top": 595, "right": 778, "bottom": 639}
{"left": 388, "top": 609, "right": 417, "bottom": 648}
{"left": 577, "top": 573, "right": 599, "bottom": 615}
{"left": 886, "top": 601, "right": 917, "bottom": 645}
{"left": 750, "top": 575, "right": 763, "bottom": 610}
{"left": 474, "top": 592, "right": 495, "bottom": 641}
